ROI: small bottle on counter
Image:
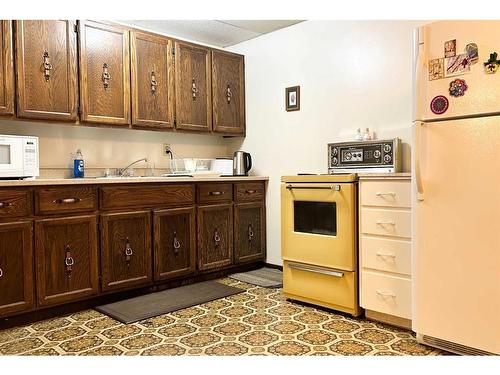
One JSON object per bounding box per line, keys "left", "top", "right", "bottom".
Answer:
{"left": 363, "top": 128, "right": 372, "bottom": 141}
{"left": 73, "top": 149, "right": 85, "bottom": 178}
{"left": 355, "top": 128, "right": 363, "bottom": 141}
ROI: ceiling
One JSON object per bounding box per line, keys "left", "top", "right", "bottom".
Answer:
{"left": 119, "top": 20, "right": 303, "bottom": 47}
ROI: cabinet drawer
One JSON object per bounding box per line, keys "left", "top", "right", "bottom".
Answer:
{"left": 0, "top": 189, "right": 32, "bottom": 218}
{"left": 361, "top": 236, "right": 411, "bottom": 276}
{"left": 361, "top": 208, "right": 411, "bottom": 238}
{"left": 360, "top": 180, "right": 410, "bottom": 208}
{"left": 100, "top": 184, "right": 194, "bottom": 210}
{"left": 283, "top": 261, "right": 357, "bottom": 314}
{"left": 361, "top": 271, "right": 411, "bottom": 319}
{"left": 197, "top": 183, "right": 233, "bottom": 204}
{"left": 235, "top": 182, "right": 265, "bottom": 202}
{"left": 35, "top": 187, "right": 97, "bottom": 215}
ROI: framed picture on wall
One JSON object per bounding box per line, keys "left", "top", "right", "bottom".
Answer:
{"left": 285, "top": 86, "right": 300, "bottom": 111}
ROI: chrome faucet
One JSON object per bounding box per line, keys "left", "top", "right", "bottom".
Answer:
{"left": 117, "top": 157, "right": 149, "bottom": 177}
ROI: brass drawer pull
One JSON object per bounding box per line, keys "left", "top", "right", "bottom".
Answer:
{"left": 214, "top": 229, "right": 221, "bottom": 247}
{"left": 173, "top": 231, "right": 181, "bottom": 254}
{"left": 53, "top": 198, "right": 81, "bottom": 204}
{"left": 376, "top": 252, "right": 396, "bottom": 258}
{"left": 0, "top": 267, "right": 3, "bottom": 278}
{"left": 125, "top": 238, "right": 133, "bottom": 264}
{"left": 286, "top": 184, "right": 341, "bottom": 191}
{"left": 209, "top": 191, "right": 224, "bottom": 196}
{"left": 191, "top": 78, "right": 198, "bottom": 99}
{"left": 42, "top": 51, "right": 53, "bottom": 81}
{"left": 376, "top": 192, "right": 396, "bottom": 197}
{"left": 376, "top": 220, "right": 396, "bottom": 226}
{"left": 288, "top": 262, "right": 344, "bottom": 278}
{"left": 151, "top": 71, "right": 157, "bottom": 94}
{"left": 64, "top": 245, "right": 74, "bottom": 276}
{"left": 376, "top": 290, "right": 396, "bottom": 298}
{"left": 245, "top": 190, "right": 256, "bottom": 194}
{"left": 226, "top": 84, "right": 232, "bottom": 103}
{"left": 102, "top": 63, "right": 111, "bottom": 89}
{"left": 0, "top": 202, "right": 11, "bottom": 208}
{"left": 248, "top": 224, "right": 254, "bottom": 242}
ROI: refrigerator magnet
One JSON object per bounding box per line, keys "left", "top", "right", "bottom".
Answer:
{"left": 465, "top": 43, "right": 479, "bottom": 64}
{"left": 430, "top": 95, "right": 449, "bottom": 115}
{"left": 429, "top": 58, "right": 445, "bottom": 80}
{"left": 444, "top": 39, "right": 457, "bottom": 58}
{"left": 445, "top": 54, "right": 471, "bottom": 77}
{"left": 449, "top": 79, "right": 468, "bottom": 97}
{"left": 484, "top": 52, "right": 500, "bottom": 74}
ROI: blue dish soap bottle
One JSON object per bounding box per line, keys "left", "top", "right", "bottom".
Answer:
{"left": 73, "top": 149, "right": 84, "bottom": 178}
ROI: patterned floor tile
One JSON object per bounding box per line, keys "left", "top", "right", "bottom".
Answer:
{"left": 0, "top": 279, "right": 446, "bottom": 356}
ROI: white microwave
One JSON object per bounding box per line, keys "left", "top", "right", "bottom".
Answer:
{"left": 0, "top": 135, "right": 39, "bottom": 179}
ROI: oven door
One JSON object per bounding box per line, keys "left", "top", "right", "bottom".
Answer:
{"left": 281, "top": 182, "right": 356, "bottom": 271}
{"left": 0, "top": 137, "right": 24, "bottom": 177}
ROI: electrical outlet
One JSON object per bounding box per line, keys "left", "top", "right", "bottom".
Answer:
{"left": 163, "top": 144, "right": 173, "bottom": 157}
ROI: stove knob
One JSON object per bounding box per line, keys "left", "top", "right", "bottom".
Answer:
{"left": 384, "top": 154, "right": 392, "bottom": 163}
{"left": 345, "top": 152, "right": 352, "bottom": 160}
{"left": 373, "top": 150, "right": 381, "bottom": 158}
{"left": 332, "top": 157, "right": 338, "bottom": 165}
{"left": 384, "top": 144, "right": 392, "bottom": 153}
{"left": 332, "top": 148, "right": 338, "bottom": 156}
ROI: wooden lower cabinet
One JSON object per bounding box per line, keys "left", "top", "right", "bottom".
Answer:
{"left": 0, "top": 221, "right": 34, "bottom": 317}
{"left": 154, "top": 207, "right": 196, "bottom": 281}
{"left": 234, "top": 202, "right": 265, "bottom": 264}
{"left": 197, "top": 204, "right": 233, "bottom": 271}
{"left": 35, "top": 215, "right": 99, "bottom": 307}
{"left": 100, "top": 211, "right": 152, "bottom": 292}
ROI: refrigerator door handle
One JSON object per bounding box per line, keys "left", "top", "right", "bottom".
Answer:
{"left": 415, "top": 122, "right": 425, "bottom": 201}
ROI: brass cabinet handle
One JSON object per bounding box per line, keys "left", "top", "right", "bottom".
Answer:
{"left": 245, "top": 190, "right": 256, "bottom": 194}
{"left": 102, "top": 63, "right": 111, "bottom": 89}
{"left": 0, "top": 202, "right": 11, "bottom": 208}
{"left": 53, "top": 198, "right": 81, "bottom": 204}
{"left": 226, "top": 84, "right": 232, "bottom": 103}
{"left": 214, "top": 229, "right": 221, "bottom": 247}
{"left": 150, "top": 71, "right": 157, "bottom": 94}
{"left": 191, "top": 78, "right": 198, "bottom": 99}
{"left": 208, "top": 191, "right": 224, "bottom": 196}
{"left": 0, "top": 267, "right": 3, "bottom": 278}
{"left": 125, "top": 238, "right": 133, "bottom": 264}
{"left": 375, "top": 251, "right": 396, "bottom": 259}
{"left": 375, "top": 192, "right": 396, "bottom": 197}
{"left": 42, "top": 51, "right": 53, "bottom": 81}
{"left": 64, "top": 245, "right": 74, "bottom": 276}
{"left": 173, "top": 231, "right": 181, "bottom": 255}
{"left": 376, "top": 290, "right": 396, "bottom": 298}
{"left": 376, "top": 220, "right": 396, "bottom": 226}
{"left": 248, "top": 224, "right": 254, "bottom": 242}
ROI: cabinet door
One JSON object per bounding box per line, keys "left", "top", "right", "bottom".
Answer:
{"left": 35, "top": 215, "right": 99, "bottom": 307}
{"left": 0, "top": 221, "right": 34, "bottom": 317}
{"left": 234, "top": 202, "right": 265, "bottom": 264}
{"left": 100, "top": 211, "right": 152, "bottom": 292}
{"left": 0, "top": 20, "right": 14, "bottom": 116}
{"left": 154, "top": 207, "right": 195, "bottom": 281}
{"left": 14, "top": 20, "right": 78, "bottom": 121}
{"left": 131, "top": 31, "right": 174, "bottom": 129}
{"left": 175, "top": 42, "right": 211, "bottom": 132}
{"left": 79, "top": 21, "right": 130, "bottom": 125}
{"left": 212, "top": 50, "right": 245, "bottom": 134}
{"left": 197, "top": 204, "right": 233, "bottom": 271}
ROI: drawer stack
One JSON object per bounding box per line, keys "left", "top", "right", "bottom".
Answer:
{"left": 359, "top": 175, "right": 412, "bottom": 328}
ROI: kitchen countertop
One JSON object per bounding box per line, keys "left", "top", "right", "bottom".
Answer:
{"left": 357, "top": 172, "right": 411, "bottom": 179}
{"left": 0, "top": 175, "right": 269, "bottom": 187}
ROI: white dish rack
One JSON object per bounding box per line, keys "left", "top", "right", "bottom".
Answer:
{"left": 167, "top": 158, "right": 215, "bottom": 175}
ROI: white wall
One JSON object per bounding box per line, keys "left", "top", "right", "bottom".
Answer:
{"left": 227, "top": 20, "right": 421, "bottom": 265}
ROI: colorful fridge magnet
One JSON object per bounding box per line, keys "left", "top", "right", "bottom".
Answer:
{"left": 430, "top": 95, "right": 449, "bottom": 115}
{"left": 484, "top": 52, "right": 500, "bottom": 74}
{"left": 449, "top": 79, "right": 468, "bottom": 97}
{"left": 445, "top": 54, "right": 471, "bottom": 77}
{"left": 444, "top": 39, "right": 457, "bottom": 58}
{"left": 465, "top": 43, "right": 479, "bottom": 64}
{"left": 429, "top": 58, "right": 445, "bottom": 80}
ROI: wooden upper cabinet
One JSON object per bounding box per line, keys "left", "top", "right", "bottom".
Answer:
{"left": 0, "top": 221, "right": 34, "bottom": 317}
{"left": 131, "top": 31, "right": 174, "bottom": 129}
{"left": 14, "top": 20, "right": 78, "bottom": 121}
{"left": 79, "top": 21, "right": 130, "bottom": 125}
{"left": 212, "top": 50, "right": 245, "bottom": 135}
{"left": 0, "top": 21, "right": 14, "bottom": 116}
{"left": 175, "top": 42, "right": 211, "bottom": 132}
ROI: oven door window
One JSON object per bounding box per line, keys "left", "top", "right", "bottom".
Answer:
{"left": 294, "top": 201, "right": 337, "bottom": 236}
{"left": 0, "top": 144, "right": 11, "bottom": 165}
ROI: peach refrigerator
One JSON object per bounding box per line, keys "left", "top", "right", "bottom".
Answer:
{"left": 413, "top": 21, "right": 500, "bottom": 355}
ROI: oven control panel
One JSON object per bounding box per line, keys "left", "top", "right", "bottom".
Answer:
{"left": 328, "top": 138, "right": 401, "bottom": 173}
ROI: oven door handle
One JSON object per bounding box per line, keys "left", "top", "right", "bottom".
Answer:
{"left": 288, "top": 262, "right": 344, "bottom": 278}
{"left": 286, "top": 183, "right": 341, "bottom": 191}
